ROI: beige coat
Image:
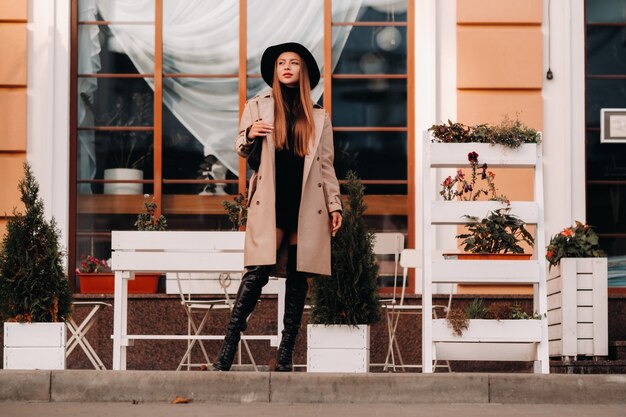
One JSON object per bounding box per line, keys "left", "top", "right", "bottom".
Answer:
{"left": 235, "top": 91, "right": 342, "bottom": 277}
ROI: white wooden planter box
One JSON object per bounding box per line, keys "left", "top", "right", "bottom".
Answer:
{"left": 307, "top": 324, "right": 369, "bottom": 373}
{"left": 3, "top": 322, "right": 66, "bottom": 369}
{"left": 432, "top": 319, "right": 543, "bottom": 361}
{"left": 547, "top": 258, "right": 608, "bottom": 358}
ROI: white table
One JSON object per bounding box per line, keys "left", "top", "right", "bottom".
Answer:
{"left": 110, "top": 231, "right": 284, "bottom": 371}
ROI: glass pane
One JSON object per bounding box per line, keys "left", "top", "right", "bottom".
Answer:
{"left": 162, "top": 77, "right": 238, "bottom": 193}
{"left": 586, "top": 130, "right": 626, "bottom": 180}
{"left": 78, "top": 78, "right": 154, "bottom": 127}
{"left": 332, "top": 79, "right": 407, "bottom": 127}
{"left": 587, "top": 184, "right": 626, "bottom": 233}
{"left": 79, "top": 0, "right": 154, "bottom": 22}
{"left": 78, "top": 130, "right": 154, "bottom": 195}
{"left": 163, "top": 0, "right": 238, "bottom": 75}
{"left": 333, "top": 26, "right": 407, "bottom": 74}
{"left": 334, "top": 131, "right": 407, "bottom": 194}
{"left": 586, "top": 0, "right": 626, "bottom": 23}
{"left": 586, "top": 26, "right": 626, "bottom": 75}
{"left": 78, "top": 24, "right": 154, "bottom": 74}
{"left": 333, "top": 1, "right": 408, "bottom": 22}
{"left": 585, "top": 79, "right": 626, "bottom": 128}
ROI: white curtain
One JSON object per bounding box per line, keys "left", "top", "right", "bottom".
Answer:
{"left": 78, "top": 0, "right": 364, "bottom": 181}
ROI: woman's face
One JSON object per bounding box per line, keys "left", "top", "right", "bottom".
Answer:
{"left": 276, "top": 52, "right": 301, "bottom": 87}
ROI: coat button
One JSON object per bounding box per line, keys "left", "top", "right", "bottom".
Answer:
{"left": 256, "top": 201, "right": 260, "bottom": 205}
{"left": 258, "top": 175, "right": 262, "bottom": 180}
{"left": 318, "top": 209, "right": 322, "bottom": 214}
{"left": 317, "top": 156, "right": 320, "bottom": 161}
{"left": 318, "top": 183, "right": 322, "bottom": 187}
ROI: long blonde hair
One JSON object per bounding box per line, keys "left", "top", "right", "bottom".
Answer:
{"left": 272, "top": 56, "right": 315, "bottom": 157}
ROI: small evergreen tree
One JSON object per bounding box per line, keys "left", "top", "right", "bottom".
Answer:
{"left": 0, "top": 163, "right": 72, "bottom": 322}
{"left": 310, "top": 171, "right": 380, "bottom": 325}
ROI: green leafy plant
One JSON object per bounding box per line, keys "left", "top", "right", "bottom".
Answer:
{"left": 510, "top": 304, "right": 543, "bottom": 320}
{"left": 310, "top": 171, "right": 380, "bottom": 326}
{"left": 134, "top": 194, "right": 167, "bottom": 231}
{"left": 456, "top": 207, "right": 535, "bottom": 254}
{"left": 545, "top": 221, "right": 605, "bottom": 270}
{"left": 440, "top": 151, "right": 508, "bottom": 203}
{"left": 465, "top": 298, "right": 488, "bottom": 319}
{"left": 430, "top": 116, "right": 541, "bottom": 149}
{"left": 222, "top": 192, "right": 248, "bottom": 230}
{"left": 0, "top": 163, "right": 72, "bottom": 323}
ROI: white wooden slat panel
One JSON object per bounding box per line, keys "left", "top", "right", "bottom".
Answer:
{"left": 547, "top": 276, "right": 561, "bottom": 296}
{"left": 592, "top": 258, "right": 609, "bottom": 356}
{"left": 429, "top": 143, "right": 537, "bottom": 168}
{"left": 112, "top": 251, "right": 244, "bottom": 273}
{"left": 548, "top": 308, "right": 562, "bottom": 325}
{"left": 431, "top": 260, "right": 540, "bottom": 283}
{"left": 577, "top": 339, "right": 595, "bottom": 354}
{"left": 112, "top": 231, "right": 245, "bottom": 251}
{"left": 432, "top": 319, "right": 542, "bottom": 342}
{"left": 575, "top": 258, "right": 595, "bottom": 274}
{"left": 577, "top": 307, "right": 593, "bottom": 323}
{"left": 577, "top": 323, "right": 594, "bottom": 339}
{"left": 577, "top": 274, "right": 594, "bottom": 290}
{"left": 434, "top": 342, "right": 537, "bottom": 361}
{"left": 547, "top": 294, "right": 562, "bottom": 311}
{"left": 548, "top": 324, "right": 562, "bottom": 340}
{"left": 577, "top": 290, "right": 593, "bottom": 306}
{"left": 430, "top": 201, "right": 539, "bottom": 225}
{"left": 4, "top": 347, "right": 65, "bottom": 370}
{"left": 549, "top": 340, "right": 562, "bottom": 356}
{"left": 4, "top": 323, "right": 66, "bottom": 347}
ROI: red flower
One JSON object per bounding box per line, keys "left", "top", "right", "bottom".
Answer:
{"left": 546, "top": 250, "right": 554, "bottom": 259}
{"left": 467, "top": 151, "right": 479, "bottom": 163}
{"left": 560, "top": 228, "right": 574, "bottom": 237}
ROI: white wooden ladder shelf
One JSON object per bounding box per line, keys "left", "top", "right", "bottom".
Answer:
{"left": 421, "top": 136, "right": 549, "bottom": 374}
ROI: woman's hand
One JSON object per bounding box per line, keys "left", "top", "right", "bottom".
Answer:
{"left": 330, "top": 211, "right": 342, "bottom": 237}
{"left": 247, "top": 121, "right": 273, "bottom": 140}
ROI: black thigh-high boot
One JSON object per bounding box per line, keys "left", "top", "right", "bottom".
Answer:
{"left": 276, "top": 245, "right": 308, "bottom": 372}
{"left": 212, "top": 265, "right": 271, "bottom": 371}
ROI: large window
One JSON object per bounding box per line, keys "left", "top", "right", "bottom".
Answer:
{"left": 585, "top": 1, "right": 626, "bottom": 262}
{"left": 70, "top": 0, "right": 413, "bottom": 290}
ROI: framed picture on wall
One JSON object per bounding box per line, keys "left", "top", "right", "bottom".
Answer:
{"left": 601, "top": 109, "right": 626, "bottom": 143}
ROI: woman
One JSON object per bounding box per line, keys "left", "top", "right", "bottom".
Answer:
{"left": 213, "top": 42, "right": 343, "bottom": 372}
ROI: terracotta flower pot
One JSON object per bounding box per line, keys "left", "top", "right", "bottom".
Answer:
{"left": 78, "top": 272, "right": 160, "bottom": 294}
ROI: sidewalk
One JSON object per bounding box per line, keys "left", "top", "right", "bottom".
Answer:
{"left": 3, "top": 403, "right": 626, "bottom": 417}
{"left": 1, "top": 370, "right": 626, "bottom": 404}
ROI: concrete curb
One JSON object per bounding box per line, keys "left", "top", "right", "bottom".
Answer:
{"left": 1, "top": 371, "right": 625, "bottom": 404}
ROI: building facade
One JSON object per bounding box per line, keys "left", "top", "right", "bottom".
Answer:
{"left": 0, "top": 0, "right": 623, "bottom": 292}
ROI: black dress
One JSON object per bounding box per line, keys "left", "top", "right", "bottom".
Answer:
{"left": 275, "top": 86, "right": 305, "bottom": 232}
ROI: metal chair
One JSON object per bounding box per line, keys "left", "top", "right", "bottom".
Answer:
{"left": 66, "top": 301, "right": 112, "bottom": 370}
{"left": 174, "top": 271, "right": 261, "bottom": 372}
{"left": 382, "top": 249, "right": 453, "bottom": 372}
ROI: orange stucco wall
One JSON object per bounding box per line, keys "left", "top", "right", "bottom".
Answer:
{"left": 456, "top": 0, "right": 543, "bottom": 294}
{"left": 0, "top": 0, "right": 27, "bottom": 240}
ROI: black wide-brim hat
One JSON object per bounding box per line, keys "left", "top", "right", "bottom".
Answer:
{"left": 260, "top": 42, "right": 321, "bottom": 89}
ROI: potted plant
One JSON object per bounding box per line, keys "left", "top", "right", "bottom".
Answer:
{"left": 429, "top": 115, "right": 541, "bottom": 148}
{"left": 545, "top": 222, "right": 608, "bottom": 359}
{"left": 80, "top": 92, "right": 153, "bottom": 195}
{"left": 454, "top": 207, "right": 535, "bottom": 259}
{"left": 77, "top": 195, "right": 164, "bottom": 294}
{"left": 0, "top": 163, "right": 72, "bottom": 369}
{"left": 308, "top": 171, "right": 381, "bottom": 373}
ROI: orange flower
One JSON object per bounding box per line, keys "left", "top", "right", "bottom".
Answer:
{"left": 546, "top": 250, "right": 554, "bottom": 259}
{"left": 560, "top": 228, "right": 574, "bottom": 237}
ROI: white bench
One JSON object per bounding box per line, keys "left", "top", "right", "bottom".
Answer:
{"left": 111, "top": 231, "right": 284, "bottom": 371}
